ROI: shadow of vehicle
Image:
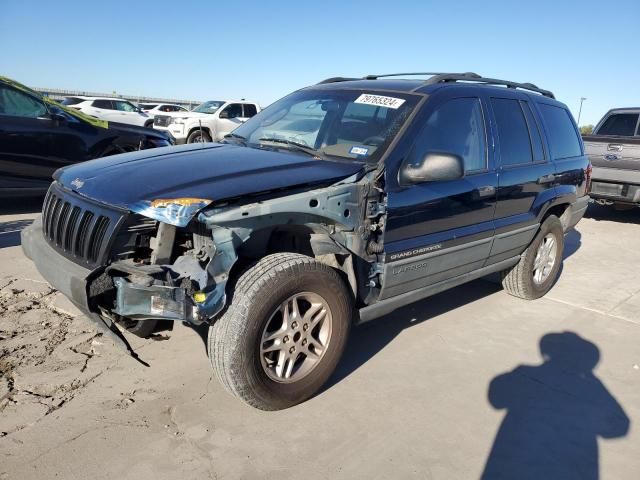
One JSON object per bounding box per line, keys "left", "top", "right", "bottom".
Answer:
{"left": 585, "top": 202, "right": 640, "bottom": 224}
{"left": 481, "top": 332, "right": 630, "bottom": 480}
{"left": 564, "top": 228, "right": 582, "bottom": 259}
{"left": 0, "top": 219, "right": 34, "bottom": 248}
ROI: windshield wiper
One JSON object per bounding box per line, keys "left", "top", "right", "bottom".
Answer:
{"left": 223, "top": 133, "right": 247, "bottom": 146}
{"left": 258, "top": 137, "right": 323, "bottom": 158}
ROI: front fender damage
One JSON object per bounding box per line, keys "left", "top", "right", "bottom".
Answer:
{"left": 108, "top": 173, "right": 376, "bottom": 326}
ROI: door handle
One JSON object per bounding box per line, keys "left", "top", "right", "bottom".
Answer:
{"left": 537, "top": 174, "right": 557, "bottom": 185}
{"left": 477, "top": 186, "right": 496, "bottom": 198}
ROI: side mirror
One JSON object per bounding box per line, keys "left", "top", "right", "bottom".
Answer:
{"left": 50, "top": 111, "right": 68, "bottom": 127}
{"left": 401, "top": 152, "right": 464, "bottom": 184}
{"left": 219, "top": 110, "right": 230, "bottom": 119}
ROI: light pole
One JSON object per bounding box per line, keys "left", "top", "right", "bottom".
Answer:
{"left": 577, "top": 97, "right": 587, "bottom": 126}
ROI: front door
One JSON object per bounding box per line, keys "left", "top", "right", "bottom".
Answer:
{"left": 381, "top": 92, "right": 497, "bottom": 300}
{"left": 215, "top": 103, "right": 245, "bottom": 141}
{"left": 0, "top": 84, "right": 58, "bottom": 195}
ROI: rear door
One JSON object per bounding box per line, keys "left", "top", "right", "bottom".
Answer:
{"left": 381, "top": 91, "right": 497, "bottom": 299}
{"left": 487, "top": 94, "right": 556, "bottom": 264}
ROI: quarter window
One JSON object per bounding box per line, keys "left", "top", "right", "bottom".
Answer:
{"left": 413, "top": 97, "right": 487, "bottom": 172}
{"left": 491, "top": 98, "right": 533, "bottom": 166}
{"left": 521, "top": 101, "right": 545, "bottom": 162}
{"left": 596, "top": 113, "right": 639, "bottom": 136}
{"left": 0, "top": 85, "right": 47, "bottom": 118}
{"left": 538, "top": 104, "right": 582, "bottom": 159}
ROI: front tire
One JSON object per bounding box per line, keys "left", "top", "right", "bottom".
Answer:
{"left": 208, "top": 253, "right": 352, "bottom": 410}
{"left": 502, "top": 215, "right": 564, "bottom": 300}
{"left": 187, "top": 129, "right": 212, "bottom": 143}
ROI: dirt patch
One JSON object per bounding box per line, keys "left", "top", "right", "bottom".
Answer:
{"left": 0, "top": 277, "right": 111, "bottom": 437}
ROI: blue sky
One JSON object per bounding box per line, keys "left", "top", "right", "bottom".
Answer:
{"left": 1, "top": 0, "right": 638, "bottom": 125}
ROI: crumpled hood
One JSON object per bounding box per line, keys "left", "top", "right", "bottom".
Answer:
{"left": 55, "top": 143, "right": 364, "bottom": 223}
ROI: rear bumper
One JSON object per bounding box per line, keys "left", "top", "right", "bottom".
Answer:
{"left": 564, "top": 195, "right": 590, "bottom": 231}
{"left": 591, "top": 167, "right": 640, "bottom": 204}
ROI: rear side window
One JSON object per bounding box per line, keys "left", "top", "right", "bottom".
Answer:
{"left": 243, "top": 104, "right": 258, "bottom": 118}
{"left": 596, "top": 113, "right": 639, "bottom": 136}
{"left": 538, "top": 104, "right": 582, "bottom": 159}
{"left": 491, "top": 98, "right": 533, "bottom": 166}
{"left": 92, "top": 99, "right": 113, "bottom": 109}
{"left": 413, "top": 97, "right": 487, "bottom": 172}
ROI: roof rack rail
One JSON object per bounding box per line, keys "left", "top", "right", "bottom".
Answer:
{"left": 317, "top": 72, "right": 555, "bottom": 98}
{"left": 423, "top": 73, "right": 555, "bottom": 98}
{"left": 363, "top": 72, "right": 461, "bottom": 80}
{"left": 317, "top": 77, "right": 360, "bottom": 84}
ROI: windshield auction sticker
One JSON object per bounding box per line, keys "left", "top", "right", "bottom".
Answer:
{"left": 354, "top": 93, "right": 406, "bottom": 109}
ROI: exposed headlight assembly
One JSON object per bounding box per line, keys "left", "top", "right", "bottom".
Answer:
{"left": 129, "top": 198, "right": 212, "bottom": 227}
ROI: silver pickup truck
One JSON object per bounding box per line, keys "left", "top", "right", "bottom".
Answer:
{"left": 583, "top": 108, "right": 640, "bottom": 207}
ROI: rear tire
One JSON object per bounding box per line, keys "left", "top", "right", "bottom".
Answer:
{"left": 187, "top": 130, "right": 212, "bottom": 143}
{"left": 208, "top": 253, "right": 352, "bottom": 410}
{"left": 502, "top": 215, "right": 564, "bottom": 300}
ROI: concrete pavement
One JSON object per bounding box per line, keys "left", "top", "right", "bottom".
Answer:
{"left": 0, "top": 203, "right": 639, "bottom": 479}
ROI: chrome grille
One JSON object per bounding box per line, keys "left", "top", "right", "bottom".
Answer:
{"left": 42, "top": 184, "right": 125, "bottom": 266}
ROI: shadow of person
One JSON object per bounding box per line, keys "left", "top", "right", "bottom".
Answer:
{"left": 481, "top": 332, "right": 629, "bottom": 480}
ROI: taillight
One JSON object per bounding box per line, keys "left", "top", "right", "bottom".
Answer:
{"left": 585, "top": 162, "right": 593, "bottom": 193}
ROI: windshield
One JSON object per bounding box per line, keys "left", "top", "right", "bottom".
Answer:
{"left": 193, "top": 100, "right": 225, "bottom": 114}
{"left": 231, "top": 89, "right": 419, "bottom": 162}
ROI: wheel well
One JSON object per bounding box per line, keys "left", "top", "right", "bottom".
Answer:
{"left": 230, "top": 225, "right": 357, "bottom": 300}
{"left": 187, "top": 126, "right": 212, "bottom": 138}
{"left": 543, "top": 203, "right": 571, "bottom": 230}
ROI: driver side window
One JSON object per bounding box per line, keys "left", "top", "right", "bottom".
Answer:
{"left": 412, "top": 97, "right": 487, "bottom": 172}
{"left": 0, "top": 85, "right": 47, "bottom": 118}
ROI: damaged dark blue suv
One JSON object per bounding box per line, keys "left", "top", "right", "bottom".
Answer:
{"left": 22, "top": 72, "right": 590, "bottom": 410}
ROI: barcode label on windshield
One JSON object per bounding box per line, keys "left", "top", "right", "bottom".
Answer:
{"left": 354, "top": 94, "right": 406, "bottom": 109}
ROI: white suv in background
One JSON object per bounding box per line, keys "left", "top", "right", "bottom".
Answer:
{"left": 63, "top": 96, "right": 152, "bottom": 128}
{"left": 153, "top": 100, "right": 260, "bottom": 143}
{"left": 139, "top": 103, "right": 189, "bottom": 118}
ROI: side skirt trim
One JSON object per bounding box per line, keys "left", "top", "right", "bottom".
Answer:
{"left": 357, "top": 256, "right": 520, "bottom": 324}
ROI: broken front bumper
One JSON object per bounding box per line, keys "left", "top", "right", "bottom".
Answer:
{"left": 21, "top": 216, "right": 200, "bottom": 329}
{"left": 22, "top": 216, "right": 95, "bottom": 315}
